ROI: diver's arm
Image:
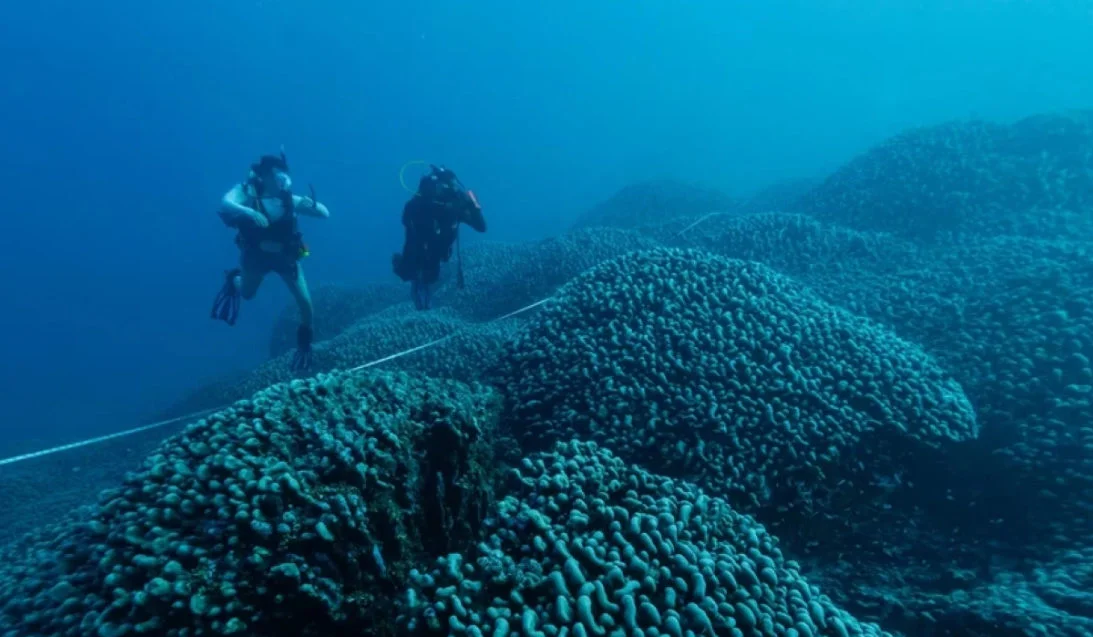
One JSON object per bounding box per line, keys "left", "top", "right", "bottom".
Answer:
{"left": 218, "top": 184, "right": 263, "bottom": 227}
{"left": 294, "top": 194, "right": 330, "bottom": 218}
{"left": 460, "top": 201, "right": 487, "bottom": 233}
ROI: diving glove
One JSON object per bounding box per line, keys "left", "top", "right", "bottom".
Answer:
{"left": 211, "top": 268, "right": 242, "bottom": 326}
{"left": 291, "top": 324, "right": 313, "bottom": 372}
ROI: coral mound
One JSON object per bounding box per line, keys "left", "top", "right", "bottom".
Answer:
{"left": 0, "top": 371, "right": 501, "bottom": 637}
{"left": 814, "top": 545, "right": 1093, "bottom": 637}
{"left": 498, "top": 248, "right": 978, "bottom": 528}
{"left": 445, "top": 228, "right": 661, "bottom": 322}
{"left": 169, "top": 305, "right": 520, "bottom": 418}
{"left": 269, "top": 281, "right": 404, "bottom": 358}
{"left": 668, "top": 211, "right": 918, "bottom": 282}
{"left": 572, "top": 179, "right": 739, "bottom": 230}
{"left": 398, "top": 439, "right": 891, "bottom": 637}
{"left": 882, "top": 235, "right": 1093, "bottom": 546}
{"left": 801, "top": 111, "right": 1093, "bottom": 240}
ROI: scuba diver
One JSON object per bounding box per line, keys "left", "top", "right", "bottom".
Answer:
{"left": 392, "top": 164, "right": 486, "bottom": 310}
{"left": 210, "top": 150, "right": 330, "bottom": 372}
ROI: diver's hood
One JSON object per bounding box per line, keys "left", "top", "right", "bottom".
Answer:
{"left": 252, "top": 153, "right": 289, "bottom": 175}
{"left": 419, "top": 165, "right": 462, "bottom": 198}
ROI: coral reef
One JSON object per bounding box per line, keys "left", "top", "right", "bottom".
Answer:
{"left": 172, "top": 227, "right": 657, "bottom": 418}
{"left": 442, "top": 228, "right": 661, "bottom": 322}
{"left": 807, "top": 546, "right": 1093, "bottom": 637}
{"left": 497, "top": 247, "right": 979, "bottom": 560}
{"left": 173, "top": 306, "right": 520, "bottom": 416}
{"left": 4, "top": 108, "right": 1093, "bottom": 637}
{"left": 800, "top": 111, "right": 1093, "bottom": 240}
{"left": 268, "top": 282, "right": 405, "bottom": 359}
{"left": 399, "top": 439, "right": 891, "bottom": 637}
{"left": 0, "top": 371, "right": 502, "bottom": 636}
{"left": 571, "top": 179, "right": 739, "bottom": 231}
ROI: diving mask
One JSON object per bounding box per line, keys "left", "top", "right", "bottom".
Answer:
{"left": 270, "top": 169, "right": 292, "bottom": 193}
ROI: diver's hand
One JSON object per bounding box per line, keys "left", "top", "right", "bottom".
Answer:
{"left": 249, "top": 210, "right": 269, "bottom": 228}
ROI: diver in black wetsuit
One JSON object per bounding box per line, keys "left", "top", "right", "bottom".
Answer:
{"left": 391, "top": 165, "right": 486, "bottom": 310}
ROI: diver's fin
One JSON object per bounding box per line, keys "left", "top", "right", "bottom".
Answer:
{"left": 211, "top": 269, "right": 242, "bottom": 326}
{"left": 291, "top": 324, "right": 313, "bottom": 372}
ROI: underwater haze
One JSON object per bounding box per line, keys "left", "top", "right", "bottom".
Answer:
{"left": 5, "top": 2, "right": 1093, "bottom": 637}
{"left": 0, "top": 0, "right": 1091, "bottom": 450}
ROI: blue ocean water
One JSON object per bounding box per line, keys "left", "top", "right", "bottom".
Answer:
{"left": 3, "top": 3, "right": 1093, "bottom": 636}
{"left": 0, "top": 0, "right": 1090, "bottom": 452}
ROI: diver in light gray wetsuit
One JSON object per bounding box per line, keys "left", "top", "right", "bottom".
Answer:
{"left": 210, "top": 151, "right": 330, "bottom": 372}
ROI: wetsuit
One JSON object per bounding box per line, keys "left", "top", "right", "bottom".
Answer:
{"left": 234, "top": 184, "right": 307, "bottom": 291}
{"left": 212, "top": 168, "right": 328, "bottom": 372}
{"left": 394, "top": 189, "right": 486, "bottom": 308}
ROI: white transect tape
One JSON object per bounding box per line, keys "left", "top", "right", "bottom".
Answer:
{"left": 675, "top": 211, "right": 728, "bottom": 237}
{"left": 0, "top": 298, "right": 552, "bottom": 469}
{"left": 0, "top": 408, "right": 222, "bottom": 468}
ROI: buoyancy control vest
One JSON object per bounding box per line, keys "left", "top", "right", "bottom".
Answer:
{"left": 234, "top": 179, "right": 307, "bottom": 259}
